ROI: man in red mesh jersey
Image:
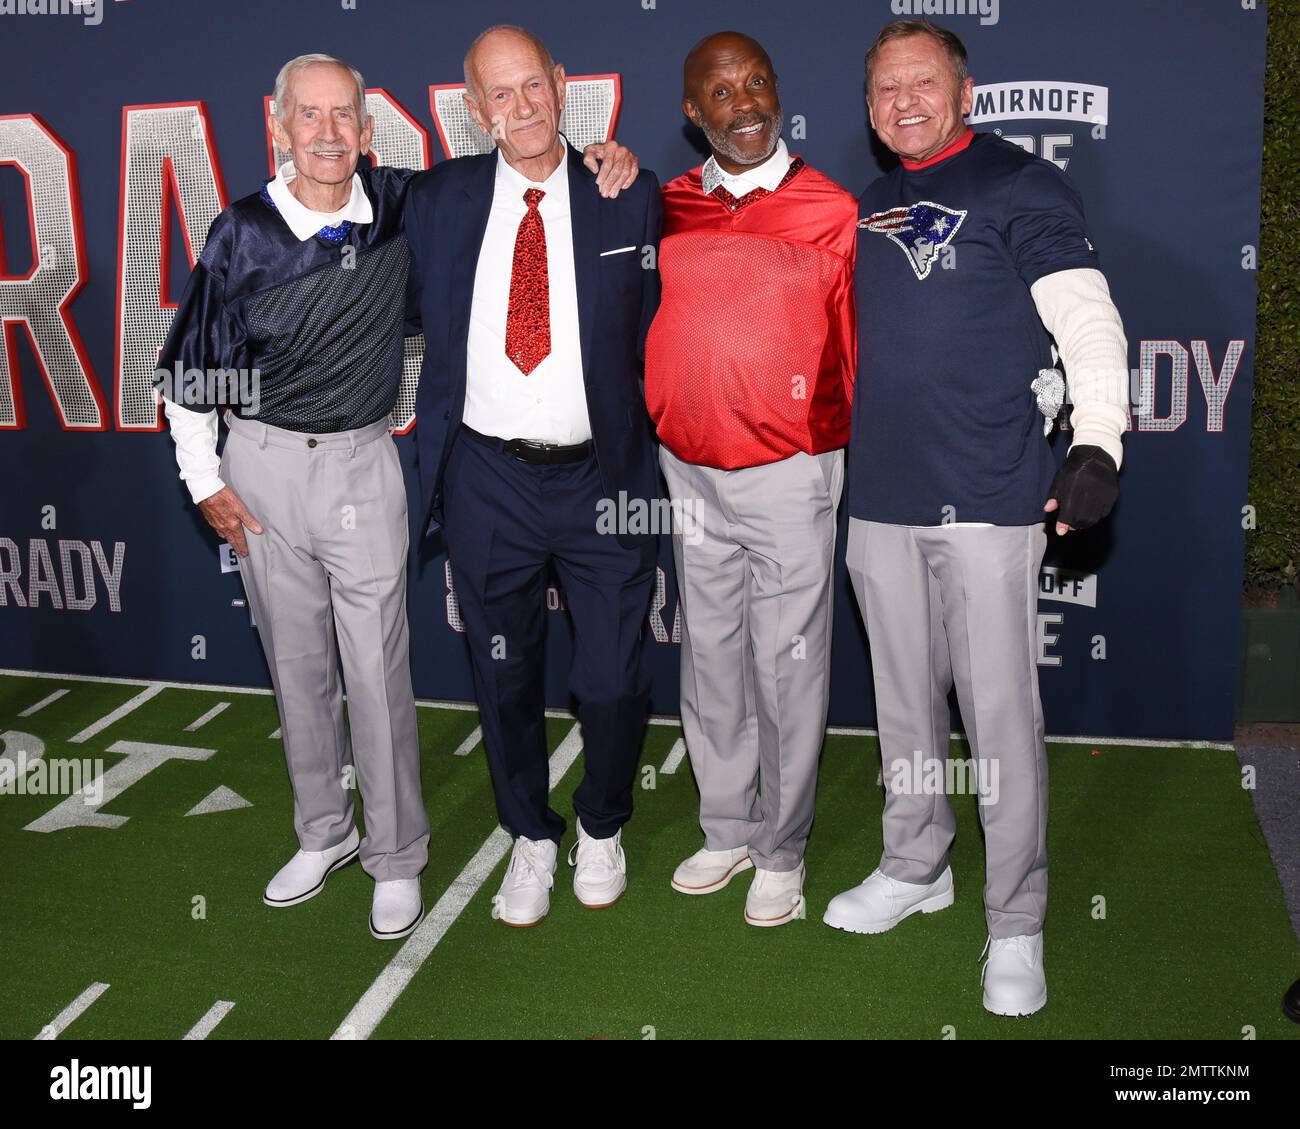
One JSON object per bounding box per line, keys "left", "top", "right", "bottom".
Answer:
{"left": 645, "top": 31, "right": 857, "bottom": 927}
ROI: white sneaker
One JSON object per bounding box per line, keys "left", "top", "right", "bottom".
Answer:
{"left": 263, "top": 826, "right": 360, "bottom": 907}
{"left": 822, "top": 866, "right": 954, "bottom": 934}
{"left": 744, "top": 863, "right": 806, "bottom": 928}
{"left": 670, "top": 845, "right": 753, "bottom": 895}
{"left": 981, "top": 933, "right": 1047, "bottom": 1016}
{"left": 491, "top": 836, "right": 558, "bottom": 927}
{"left": 369, "top": 878, "right": 424, "bottom": 941}
{"left": 568, "top": 819, "right": 627, "bottom": 909}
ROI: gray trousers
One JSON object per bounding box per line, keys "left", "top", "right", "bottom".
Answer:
{"left": 846, "top": 518, "right": 1049, "bottom": 938}
{"left": 222, "top": 414, "right": 429, "bottom": 881}
{"left": 660, "top": 445, "right": 844, "bottom": 871}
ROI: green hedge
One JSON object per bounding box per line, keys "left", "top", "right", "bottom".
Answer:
{"left": 1248, "top": 0, "right": 1300, "bottom": 588}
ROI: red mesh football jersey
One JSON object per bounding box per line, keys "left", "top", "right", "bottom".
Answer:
{"left": 645, "top": 159, "right": 858, "bottom": 470}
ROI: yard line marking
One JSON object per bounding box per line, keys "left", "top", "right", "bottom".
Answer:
{"left": 19, "top": 688, "right": 69, "bottom": 716}
{"left": 26, "top": 740, "right": 216, "bottom": 833}
{"left": 0, "top": 670, "right": 1238, "bottom": 750}
{"left": 183, "top": 1000, "right": 235, "bottom": 1040}
{"left": 823, "top": 724, "right": 1238, "bottom": 751}
{"left": 660, "top": 737, "right": 687, "bottom": 775}
{"left": 68, "top": 684, "right": 165, "bottom": 745}
{"left": 451, "top": 725, "right": 481, "bottom": 757}
{"left": 185, "top": 786, "right": 252, "bottom": 817}
{"left": 268, "top": 727, "right": 281, "bottom": 739}
{"left": 35, "top": 982, "right": 110, "bottom": 1040}
{"left": 185, "top": 702, "right": 230, "bottom": 731}
{"left": 332, "top": 723, "right": 584, "bottom": 1041}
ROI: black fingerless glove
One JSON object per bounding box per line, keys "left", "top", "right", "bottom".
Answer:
{"left": 1047, "top": 445, "right": 1118, "bottom": 530}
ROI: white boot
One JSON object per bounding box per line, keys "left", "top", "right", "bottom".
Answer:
{"left": 263, "top": 826, "right": 360, "bottom": 908}
{"left": 981, "top": 933, "right": 1047, "bottom": 1016}
{"left": 744, "top": 863, "right": 806, "bottom": 928}
{"left": 671, "top": 845, "right": 753, "bottom": 895}
{"left": 370, "top": 878, "right": 423, "bottom": 941}
{"left": 822, "top": 866, "right": 953, "bottom": 934}
{"left": 491, "top": 836, "right": 558, "bottom": 927}
{"left": 568, "top": 819, "right": 627, "bottom": 908}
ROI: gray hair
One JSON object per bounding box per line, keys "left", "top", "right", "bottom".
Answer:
{"left": 463, "top": 25, "right": 555, "bottom": 100}
{"left": 272, "top": 53, "right": 368, "bottom": 122}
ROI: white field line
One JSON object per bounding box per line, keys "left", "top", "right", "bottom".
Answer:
{"left": 67, "top": 684, "right": 165, "bottom": 745}
{"left": 19, "top": 688, "right": 69, "bottom": 716}
{"left": 185, "top": 702, "right": 230, "bottom": 731}
{"left": 34, "top": 982, "right": 109, "bottom": 1040}
{"left": 451, "top": 726, "right": 482, "bottom": 757}
{"left": 331, "top": 723, "right": 584, "bottom": 1041}
{"left": 183, "top": 1000, "right": 235, "bottom": 1040}
{"left": 0, "top": 669, "right": 1234, "bottom": 750}
{"left": 659, "top": 737, "right": 688, "bottom": 774}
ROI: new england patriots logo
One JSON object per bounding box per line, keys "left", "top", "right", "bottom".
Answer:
{"left": 860, "top": 201, "right": 967, "bottom": 281}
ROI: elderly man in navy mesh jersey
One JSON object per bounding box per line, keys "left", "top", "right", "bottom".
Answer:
{"left": 156, "top": 53, "right": 639, "bottom": 941}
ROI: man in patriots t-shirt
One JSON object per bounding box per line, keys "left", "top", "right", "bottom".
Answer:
{"left": 822, "top": 19, "right": 1130, "bottom": 1017}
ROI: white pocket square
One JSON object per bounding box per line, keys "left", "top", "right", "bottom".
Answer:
{"left": 599, "top": 245, "right": 638, "bottom": 257}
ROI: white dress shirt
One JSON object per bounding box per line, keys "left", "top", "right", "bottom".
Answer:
{"left": 163, "top": 161, "right": 374, "bottom": 504}
{"left": 701, "top": 137, "right": 791, "bottom": 199}
{"left": 462, "top": 147, "right": 590, "bottom": 445}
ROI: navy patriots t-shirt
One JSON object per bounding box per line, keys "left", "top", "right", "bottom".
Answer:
{"left": 849, "top": 131, "right": 1100, "bottom": 526}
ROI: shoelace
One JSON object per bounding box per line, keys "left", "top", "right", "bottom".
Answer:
{"left": 567, "top": 832, "right": 625, "bottom": 880}
{"left": 750, "top": 868, "right": 806, "bottom": 914}
{"left": 978, "top": 935, "right": 1038, "bottom": 984}
{"left": 490, "top": 840, "right": 554, "bottom": 919}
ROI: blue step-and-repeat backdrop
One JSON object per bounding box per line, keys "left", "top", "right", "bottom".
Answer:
{"left": 0, "top": 1, "right": 1268, "bottom": 740}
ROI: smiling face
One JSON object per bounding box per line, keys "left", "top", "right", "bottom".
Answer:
{"left": 683, "top": 34, "right": 782, "bottom": 175}
{"left": 464, "top": 29, "right": 566, "bottom": 172}
{"left": 867, "top": 33, "right": 973, "bottom": 163}
{"left": 269, "top": 62, "right": 371, "bottom": 205}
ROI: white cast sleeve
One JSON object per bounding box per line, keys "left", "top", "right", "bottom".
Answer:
{"left": 1030, "top": 267, "right": 1130, "bottom": 469}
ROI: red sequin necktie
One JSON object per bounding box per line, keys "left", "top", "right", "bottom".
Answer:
{"left": 505, "top": 187, "right": 550, "bottom": 375}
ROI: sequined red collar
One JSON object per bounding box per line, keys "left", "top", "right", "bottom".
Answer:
{"left": 709, "top": 157, "right": 806, "bottom": 213}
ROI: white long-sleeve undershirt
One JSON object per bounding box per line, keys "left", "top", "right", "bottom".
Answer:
{"left": 1030, "top": 267, "right": 1130, "bottom": 469}
{"left": 162, "top": 398, "right": 223, "bottom": 505}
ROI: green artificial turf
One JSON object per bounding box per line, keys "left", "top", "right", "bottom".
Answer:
{"left": 0, "top": 673, "right": 1295, "bottom": 1040}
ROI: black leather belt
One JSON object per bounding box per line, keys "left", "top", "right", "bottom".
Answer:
{"left": 460, "top": 424, "right": 593, "bottom": 465}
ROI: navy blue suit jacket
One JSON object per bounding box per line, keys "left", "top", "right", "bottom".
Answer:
{"left": 405, "top": 142, "right": 663, "bottom": 548}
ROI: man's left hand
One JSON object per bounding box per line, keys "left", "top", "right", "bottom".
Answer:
{"left": 1044, "top": 445, "right": 1119, "bottom": 535}
{"left": 582, "top": 139, "right": 639, "bottom": 198}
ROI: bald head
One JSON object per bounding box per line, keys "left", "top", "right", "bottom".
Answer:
{"left": 460, "top": 24, "right": 567, "bottom": 179}
{"left": 681, "top": 30, "right": 782, "bottom": 174}
{"left": 464, "top": 24, "right": 555, "bottom": 99}
{"left": 683, "top": 31, "right": 774, "bottom": 101}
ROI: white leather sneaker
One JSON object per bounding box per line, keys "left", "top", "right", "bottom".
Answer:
{"left": 671, "top": 845, "right": 753, "bottom": 895}
{"left": 981, "top": 933, "right": 1047, "bottom": 1016}
{"left": 263, "top": 826, "right": 360, "bottom": 907}
{"left": 491, "top": 836, "right": 558, "bottom": 927}
{"left": 369, "top": 878, "right": 424, "bottom": 941}
{"left": 744, "top": 863, "right": 806, "bottom": 927}
{"left": 568, "top": 819, "right": 627, "bottom": 909}
{"left": 822, "top": 866, "right": 954, "bottom": 934}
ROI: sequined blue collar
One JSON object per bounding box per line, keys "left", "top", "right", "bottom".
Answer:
{"left": 260, "top": 181, "right": 354, "bottom": 244}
